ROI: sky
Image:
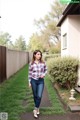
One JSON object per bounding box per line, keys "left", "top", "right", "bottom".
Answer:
{"left": 0, "top": 0, "right": 53, "bottom": 44}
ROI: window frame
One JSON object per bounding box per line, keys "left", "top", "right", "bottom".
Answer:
{"left": 62, "top": 33, "right": 67, "bottom": 50}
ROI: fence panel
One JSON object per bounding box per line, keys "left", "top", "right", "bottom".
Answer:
{"left": 6, "top": 49, "right": 29, "bottom": 79}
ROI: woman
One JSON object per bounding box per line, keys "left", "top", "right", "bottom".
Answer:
{"left": 28, "top": 50, "right": 47, "bottom": 118}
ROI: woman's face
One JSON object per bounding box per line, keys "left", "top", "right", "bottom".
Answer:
{"left": 35, "top": 52, "right": 42, "bottom": 60}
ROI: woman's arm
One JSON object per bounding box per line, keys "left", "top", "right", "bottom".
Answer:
{"left": 40, "top": 62, "right": 47, "bottom": 78}
{"left": 28, "top": 62, "right": 32, "bottom": 87}
{"left": 44, "top": 62, "right": 47, "bottom": 76}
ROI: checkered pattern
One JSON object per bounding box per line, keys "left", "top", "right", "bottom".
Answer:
{"left": 28, "top": 61, "right": 47, "bottom": 82}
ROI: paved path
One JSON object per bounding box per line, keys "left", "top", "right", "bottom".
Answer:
{"left": 39, "top": 86, "right": 52, "bottom": 107}
{"left": 20, "top": 86, "right": 80, "bottom": 120}
{"left": 20, "top": 113, "right": 80, "bottom": 120}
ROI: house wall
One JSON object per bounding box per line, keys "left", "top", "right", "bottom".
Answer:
{"left": 61, "top": 15, "right": 80, "bottom": 59}
{"left": 68, "top": 15, "right": 80, "bottom": 59}
{"left": 61, "top": 17, "right": 69, "bottom": 56}
{"left": 61, "top": 15, "right": 80, "bottom": 85}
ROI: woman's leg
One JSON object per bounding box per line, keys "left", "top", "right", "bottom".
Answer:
{"left": 31, "top": 79, "right": 37, "bottom": 107}
{"left": 31, "top": 78, "right": 44, "bottom": 108}
{"left": 31, "top": 79, "right": 39, "bottom": 118}
{"left": 36, "top": 79, "right": 44, "bottom": 108}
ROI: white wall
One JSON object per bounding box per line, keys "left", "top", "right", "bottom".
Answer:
{"left": 61, "top": 15, "right": 80, "bottom": 59}
{"left": 68, "top": 15, "right": 80, "bottom": 59}
{"left": 61, "top": 15, "right": 80, "bottom": 85}
{"left": 61, "top": 17, "right": 69, "bottom": 56}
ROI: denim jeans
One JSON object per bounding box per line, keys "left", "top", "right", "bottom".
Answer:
{"left": 31, "top": 78, "right": 44, "bottom": 108}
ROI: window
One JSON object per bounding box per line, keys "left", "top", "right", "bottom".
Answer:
{"left": 62, "top": 33, "right": 67, "bottom": 49}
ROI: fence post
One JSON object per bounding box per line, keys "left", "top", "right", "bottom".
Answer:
{"left": 0, "top": 46, "right": 6, "bottom": 83}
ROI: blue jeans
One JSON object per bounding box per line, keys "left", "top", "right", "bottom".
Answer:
{"left": 31, "top": 78, "right": 44, "bottom": 108}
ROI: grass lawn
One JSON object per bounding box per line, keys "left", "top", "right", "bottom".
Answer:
{"left": 0, "top": 64, "right": 65, "bottom": 120}
{"left": 0, "top": 65, "right": 29, "bottom": 120}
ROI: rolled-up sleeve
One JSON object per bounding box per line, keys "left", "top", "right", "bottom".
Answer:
{"left": 28, "top": 63, "right": 32, "bottom": 83}
{"left": 43, "top": 62, "right": 47, "bottom": 77}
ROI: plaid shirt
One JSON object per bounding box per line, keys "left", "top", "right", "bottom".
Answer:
{"left": 28, "top": 61, "right": 47, "bottom": 82}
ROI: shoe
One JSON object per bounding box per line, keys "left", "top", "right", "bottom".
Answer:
{"left": 37, "top": 109, "right": 40, "bottom": 115}
{"left": 33, "top": 110, "right": 38, "bottom": 118}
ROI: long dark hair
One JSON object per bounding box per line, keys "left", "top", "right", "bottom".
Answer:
{"left": 31, "top": 50, "right": 44, "bottom": 64}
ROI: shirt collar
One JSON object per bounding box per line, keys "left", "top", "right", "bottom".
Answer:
{"left": 34, "top": 60, "right": 41, "bottom": 64}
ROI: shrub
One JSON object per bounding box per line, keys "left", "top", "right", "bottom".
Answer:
{"left": 49, "top": 47, "right": 60, "bottom": 54}
{"left": 44, "top": 54, "right": 60, "bottom": 61}
{"left": 47, "top": 57, "right": 79, "bottom": 89}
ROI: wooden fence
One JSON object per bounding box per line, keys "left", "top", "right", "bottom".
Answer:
{"left": 0, "top": 46, "right": 6, "bottom": 83}
{"left": 0, "top": 46, "right": 32, "bottom": 83}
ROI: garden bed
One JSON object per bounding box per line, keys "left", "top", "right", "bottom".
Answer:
{"left": 54, "top": 83, "right": 80, "bottom": 107}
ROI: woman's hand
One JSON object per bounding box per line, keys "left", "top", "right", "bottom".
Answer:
{"left": 40, "top": 75, "right": 44, "bottom": 78}
{"left": 29, "top": 82, "right": 31, "bottom": 88}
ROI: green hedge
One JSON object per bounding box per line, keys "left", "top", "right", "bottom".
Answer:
{"left": 47, "top": 57, "right": 79, "bottom": 89}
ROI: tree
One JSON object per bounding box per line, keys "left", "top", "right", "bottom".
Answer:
{"left": 14, "top": 35, "right": 26, "bottom": 51}
{"left": 0, "top": 32, "right": 11, "bottom": 47}
{"left": 31, "top": 0, "right": 66, "bottom": 53}
{"left": 49, "top": 41, "right": 61, "bottom": 54}
{"left": 34, "top": 0, "right": 65, "bottom": 44}
{"left": 28, "top": 33, "right": 44, "bottom": 52}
